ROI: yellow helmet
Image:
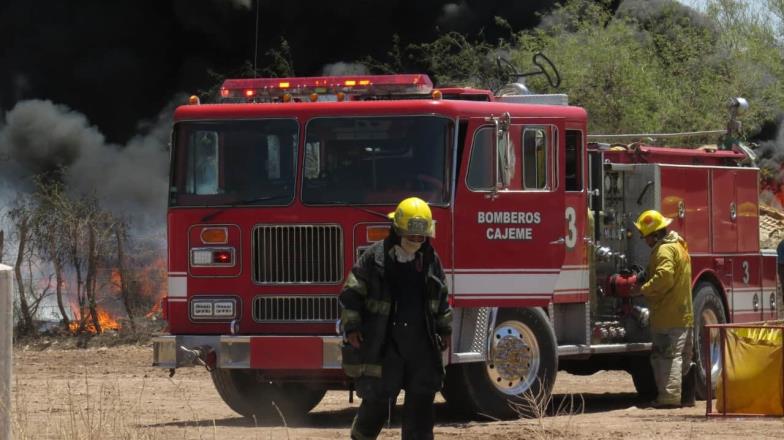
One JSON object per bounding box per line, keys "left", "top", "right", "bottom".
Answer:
{"left": 388, "top": 197, "right": 434, "bottom": 237}
{"left": 634, "top": 209, "right": 672, "bottom": 237}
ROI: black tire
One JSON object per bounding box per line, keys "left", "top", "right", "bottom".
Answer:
{"left": 442, "top": 364, "right": 479, "bottom": 418}
{"left": 442, "top": 308, "right": 557, "bottom": 420}
{"left": 210, "top": 368, "right": 326, "bottom": 422}
{"left": 692, "top": 282, "right": 727, "bottom": 400}
{"left": 628, "top": 356, "right": 657, "bottom": 401}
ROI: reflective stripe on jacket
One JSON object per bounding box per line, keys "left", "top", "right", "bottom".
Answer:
{"left": 640, "top": 230, "right": 694, "bottom": 330}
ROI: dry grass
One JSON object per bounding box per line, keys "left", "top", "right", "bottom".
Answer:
{"left": 505, "top": 378, "right": 585, "bottom": 440}
{"left": 11, "top": 372, "right": 296, "bottom": 440}
{"left": 12, "top": 375, "right": 175, "bottom": 440}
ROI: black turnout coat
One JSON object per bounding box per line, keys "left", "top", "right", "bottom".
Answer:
{"left": 339, "top": 234, "right": 452, "bottom": 379}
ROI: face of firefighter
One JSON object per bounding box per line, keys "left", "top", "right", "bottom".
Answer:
{"left": 400, "top": 235, "right": 424, "bottom": 254}
{"left": 643, "top": 232, "right": 659, "bottom": 248}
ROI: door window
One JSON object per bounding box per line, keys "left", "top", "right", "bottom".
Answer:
{"left": 466, "top": 127, "right": 494, "bottom": 191}
{"left": 522, "top": 127, "right": 549, "bottom": 190}
{"left": 565, "top": 130, "right": 583, "bottom": 191}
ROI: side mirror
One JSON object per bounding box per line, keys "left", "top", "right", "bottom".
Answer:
{"left": 485, "top": 112, "right": 513, "bottom": 192}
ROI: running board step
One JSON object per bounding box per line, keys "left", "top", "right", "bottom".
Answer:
{"left": 558, "top": 343, "right": 652, "bottom": 358}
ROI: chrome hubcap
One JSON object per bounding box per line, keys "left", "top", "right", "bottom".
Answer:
{"left": 702, "top": 308, "right": 722, "bottom": 385}
{"left": 486, "top": 320, "right": 540, "bottom": 395}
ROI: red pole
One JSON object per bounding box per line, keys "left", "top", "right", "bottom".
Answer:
{"left": 705, "top": 325, "right": 712, "bottom": 416}
{"left": 720, "top": 327, "right": 728, "bottom": 416}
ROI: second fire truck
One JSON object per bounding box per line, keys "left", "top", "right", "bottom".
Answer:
{"left": 153, "top": 71, "right": 781, "bottom": 419}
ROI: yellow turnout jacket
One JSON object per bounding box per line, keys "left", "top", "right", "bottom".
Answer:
{"left": 640, "top": 231, "right": 694, "bottom": 330}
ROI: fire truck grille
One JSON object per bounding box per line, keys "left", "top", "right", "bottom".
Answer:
{"left": 252, "top": 224, "right": 344, "bottom": 284}
{"left": 253, "top": 295, "right": 340, "bottom": 322}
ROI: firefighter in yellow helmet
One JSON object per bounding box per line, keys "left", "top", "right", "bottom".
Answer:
{"left": 634, "top": 209, "right": 695, "bottom": 408}
{"left": 340, "top": 197, "right": 452, "bottom": 439}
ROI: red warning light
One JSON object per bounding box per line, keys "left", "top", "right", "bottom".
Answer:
{"left": 212, "top": 250, "right": 233, "bottom": 264}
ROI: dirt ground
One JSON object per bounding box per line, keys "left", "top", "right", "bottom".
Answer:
{"left": 9, "top": 344, "right": 784, "bottom": 439}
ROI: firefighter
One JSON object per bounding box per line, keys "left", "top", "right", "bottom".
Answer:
{"left": 340, "top": 197, "right": 452, "bottom": 440}
{"left": 634, "top": 209, "right": 696, "bottom": 409}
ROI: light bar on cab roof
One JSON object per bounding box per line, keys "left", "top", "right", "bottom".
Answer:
{"left": 219, "top": 74, "right": 433, "bottom": 103}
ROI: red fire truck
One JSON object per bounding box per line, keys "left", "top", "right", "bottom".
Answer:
{"left": 153, "top": 71, "right": 782, "bottom": 419}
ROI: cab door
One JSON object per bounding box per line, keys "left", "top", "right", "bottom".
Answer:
{"left": 452, "top": 115, "right": 566, "bottom": 307}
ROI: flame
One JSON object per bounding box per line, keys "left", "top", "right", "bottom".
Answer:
{"left": 145, "top": 301, "right": 161, "bottom": 319}
{"left": 68, "top": 306, "right": 122, "bottom": 334}
{"left": 138, "top": 257, "right": 167, "bottom": 320}
{"left": 110, "top": 269, "right": 122, "bottom": 293}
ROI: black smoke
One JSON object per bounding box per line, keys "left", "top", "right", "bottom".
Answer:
{"left": 0, "top": 99, "right": 173, "bottom": 228}
{"left": 1, "top": 0, "right": 569, "bottom": 144}
{"left": 1, "top": 0, "right": 582, "bottom": 226}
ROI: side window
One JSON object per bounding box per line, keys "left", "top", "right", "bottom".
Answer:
{"left": 522, "top": 127, "right": 548, "bottom": 190}
{"left": 565, "top": 130, "right": 583, "bottom": 191}
{"left": 466, "top": 127, "right": 494, "bottom": 191}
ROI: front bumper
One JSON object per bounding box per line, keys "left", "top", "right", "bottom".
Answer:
{"left": 152, "top": 335, "right": 343, "bottom": 370}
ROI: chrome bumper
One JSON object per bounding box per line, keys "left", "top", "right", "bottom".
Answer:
{"left": 152, "top": 335, "right": 344, "bottom": 369}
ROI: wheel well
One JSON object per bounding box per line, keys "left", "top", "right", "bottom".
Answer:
{"left": 498, "top": 306, "right": 551, "bottom": 318}
{"left": 694, "top": 271, "right": 729, "bottom": 321}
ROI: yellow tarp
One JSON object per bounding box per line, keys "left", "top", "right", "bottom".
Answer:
{"left": 715, "top": 326, "right": 784, "bottom": 415}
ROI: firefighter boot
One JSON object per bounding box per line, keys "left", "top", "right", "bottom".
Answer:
{"left": 681, "top": 362, "right": 696, "bottom": 408}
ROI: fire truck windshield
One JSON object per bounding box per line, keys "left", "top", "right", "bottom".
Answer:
{"left": 170, "top": 119, "right": 299, "bottom": 206}
{"left": 302, "top": 116, "right": 452, "bottom": 205}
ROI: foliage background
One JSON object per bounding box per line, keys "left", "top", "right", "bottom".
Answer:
{"left": 352, "top": 0, "right": 784, "bottom": 141}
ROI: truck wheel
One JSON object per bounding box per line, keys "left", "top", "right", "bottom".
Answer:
{"left": 628, "top": 356, "right": 657, "bottom": 401}
{"left": 442, "top": 364, "right": 479, "bottom": 418}
{"left": 692, "top": 282, "right": 727, "bottom": 400}
{"left": 210, "top": 368, "right": 326, "bottom": 422}
{"left": 443, "top": 308, "right": 557, "bottom": 419}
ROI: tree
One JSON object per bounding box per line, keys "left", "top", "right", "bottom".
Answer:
{"left": 7, "top": 194, "right": 55, "bottom": 335}
{"left": 355, "top": 0, "right": 784, "bottom": 143}
{"left": 262, "top": 37, "right": 296, "bottom": 77}
{"left": 33, "top": 180, "right": 72, "bottom": 331}
{"left": 8, "top": 196, "right": 36, "bottom": 334}
{"left": 115, "top": 221, "right": 136, "bottom": 333}
{"left": 81, "top": 200, "right": 118, "bottom": 334}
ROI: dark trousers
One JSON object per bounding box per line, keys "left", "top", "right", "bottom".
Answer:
{"left": 351, "top": 326, "right": 442, "bottom": 440}
{"left": 351, "top": 390, "right": 436, "bottom": 440}
{"left": 778, "top": 266, "right": 784, "bottom": 315}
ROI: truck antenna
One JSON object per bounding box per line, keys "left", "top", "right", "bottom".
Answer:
{"left": 253, "top": 0, "right": 260, "bottom": 78}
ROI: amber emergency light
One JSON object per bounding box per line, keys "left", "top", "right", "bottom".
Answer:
{"left": 366, "top": 226, "right": 390, "bottom": 242}
{"left": 201, "top": 227, "right": 228, "bottom": 244}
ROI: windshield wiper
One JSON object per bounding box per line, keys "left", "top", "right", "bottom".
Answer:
{"left": 235, "top": 194, "right": 292, "bottom": 205}
{"left": 322, "top": 201, "right": 390, "bottom": 220}
{"left": 200, "top": 194, "right": 292, "bottom": 222}
{"left": 201, "top": 197, "right": 390, "bottom": 223}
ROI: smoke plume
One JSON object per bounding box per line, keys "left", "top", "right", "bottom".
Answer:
{"left": 1, "top": 0, "right": 564, "bottom": 145}
{"left": 0, "top": 99, "right": 173, "bottom": 229}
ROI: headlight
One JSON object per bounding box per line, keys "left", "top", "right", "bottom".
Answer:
{"left": 190, "top": 247, "right": 235, "bottom": 267}
{"left": 190, "top": 297, "right": 238, "bottom": 321}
